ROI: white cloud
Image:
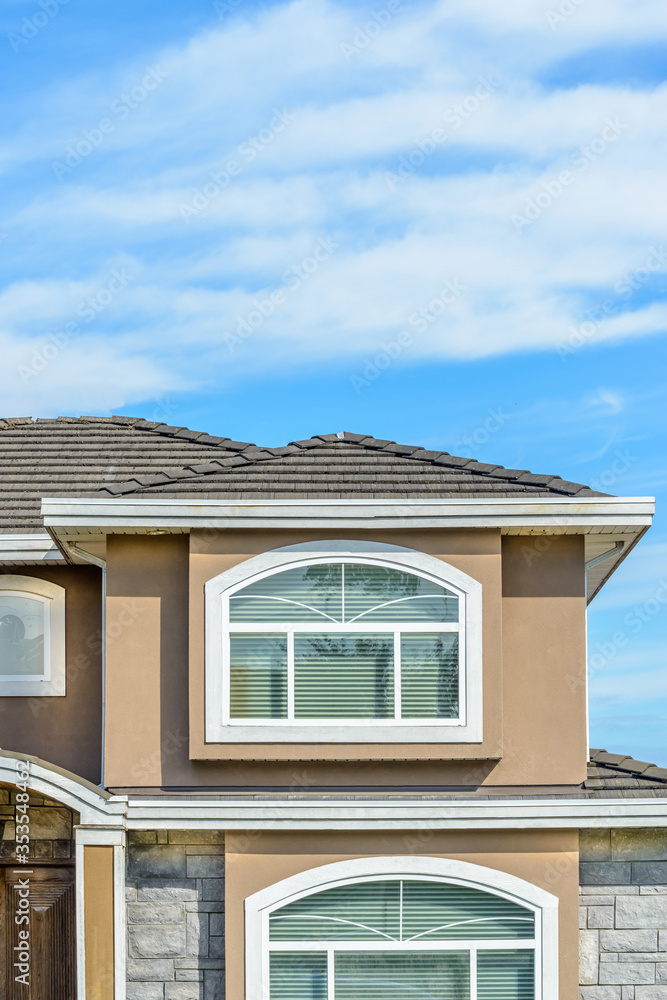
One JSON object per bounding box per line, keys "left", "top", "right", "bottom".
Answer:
{"left": 1, "top": 0, "right": 667, "bottom": 404}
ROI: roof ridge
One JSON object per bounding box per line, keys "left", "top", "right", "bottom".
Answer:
{"left": 94, "top": 430, "right": 607, "bottom": 499}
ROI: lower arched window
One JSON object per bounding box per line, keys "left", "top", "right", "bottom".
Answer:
{"left": 246, "top": 860, "right": 558, "bottom": 1000}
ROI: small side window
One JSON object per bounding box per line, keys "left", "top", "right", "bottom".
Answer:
{"left": 0, "top": 576, "right": 66, "bottom": 697}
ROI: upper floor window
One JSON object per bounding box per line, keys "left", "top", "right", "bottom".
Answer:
{"left": 0, "top": 575, "right": 66, "bottom": 697}
{"left": 205, "top": 544, "right": 482, "bottom": 743}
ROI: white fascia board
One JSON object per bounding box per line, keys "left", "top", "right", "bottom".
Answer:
{"left": 0, "top": 533, "right": 63, "bottom": 563}
{"left": 42, "top": 496, "right": 655, "bottom": 532}
{"left": 119, "top": 794, "right": 667, "bottom": 831}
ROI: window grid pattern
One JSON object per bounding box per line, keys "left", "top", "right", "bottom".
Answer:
{"left": 223, "top": 559, "right": 465, "bottom": 726}
{"left": 267, "top": 878, "right": 537, "bottom": 1000}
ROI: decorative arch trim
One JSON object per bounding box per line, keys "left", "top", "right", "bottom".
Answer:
{"left": 0, "top": 751, "right": 125, "bottom": 826}
{"left": 245, "top": 856, "right": 558, "bottom": 1000}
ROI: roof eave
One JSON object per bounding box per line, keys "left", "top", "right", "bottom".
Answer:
{"left": 40, "top": 495, "right": 655, "bottom": 531}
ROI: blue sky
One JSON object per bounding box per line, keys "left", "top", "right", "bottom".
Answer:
{"left": 1, "top": 0, "right": 666, "bottom": 762}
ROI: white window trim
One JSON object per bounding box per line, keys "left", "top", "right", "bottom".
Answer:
{"left": 0, "top": 574, "right": 66, "bottom": 697}
{"left": 245, "top": 856, "right": 559, "bottom": 1000}
{"left": 205, "top": 542, "right": 482, "bottom": 743}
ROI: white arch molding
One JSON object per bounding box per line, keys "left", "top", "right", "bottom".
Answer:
{"left": 0, "top": 751, "right": 125, "bottom": 826}
{"left": 204, "top": 540, "right": 483, "bottom": 743}
{"left": 245, "top": 856, "right": 558, "bottom": 1000}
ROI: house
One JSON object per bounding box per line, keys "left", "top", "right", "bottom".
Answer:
{"left": 0, "top": 414, "right": 664, "bottom": 1000}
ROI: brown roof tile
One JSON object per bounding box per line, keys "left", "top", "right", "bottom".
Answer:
{"left": 0, "top": 419, "right": 609, "bottom": 530}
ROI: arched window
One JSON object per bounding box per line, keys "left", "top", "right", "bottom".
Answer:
{"left": 246, "top": 859, "right": 558, "bottom": 1000}
{"left": 0, "top": 575, "right": 66, "bottom": 696}
{"left": 205, "top": 543, "right": 482, "bottom": 743}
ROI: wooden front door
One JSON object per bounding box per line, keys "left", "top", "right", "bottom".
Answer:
{"left": 0, "top": 866, "right": 76, "bottom": 999}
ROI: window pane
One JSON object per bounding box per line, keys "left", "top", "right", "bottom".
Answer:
{"left": 344, "top": 564, "right": 458, "bottom": 623}
{"left": 270, "top": 952, "right": 327, "bottom": 1000}
{"left": 402, "top": 883, "right": 535, "bottom": 942}
{"left": 229, "top": 634, "right": 287, "bottom": 718}
{"left": 294, "top": 633, "right": 393, "bottom": 719}
{"left": 401, "top": 634, "right": 459, "bottom": 719}
{"left": 336, "top": 952, "right": 470, "bottom": 1000}
{"left": 0, "top": 595, "right": 45, "bottom": 676}
{"left": 270, "top": 881, "right": 400, "bottom": 942}
{"left": 230, "top": 564, "right": 342, "bottom": 622}
{"left": 477, "top": 951, "right": 535, "bottom": 999}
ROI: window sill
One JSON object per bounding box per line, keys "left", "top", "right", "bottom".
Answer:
{"left": 205, "top": 721, "right": 483, "bottom": 743}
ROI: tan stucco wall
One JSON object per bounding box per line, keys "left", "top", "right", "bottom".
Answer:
{"left": 492, "top": 535, "right": 588, "bottom": 786}
{"left": 102, "top": 528, "right": 587, "bottom": 789}
{"left": 0, "top": 566, "right": 103, "bottom": 783}
{"left": 84, "top": 844, "right": 115, "bottom": 1000}
{"left": 225, "top": 829, "right": 580, "bottom": 1000}
{"left": 104, "top": 534, "right": 190, "bottom": 788}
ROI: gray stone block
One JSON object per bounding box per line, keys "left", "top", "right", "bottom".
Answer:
{"left": 130, "top": 831, "right": 159, "bottom": 845}
{"left": 27, "top": 807, "right": 72, "bottom": 839}
{"left": 168, "top": 831, "right": 224, "bottom": 845}
{"left": 186, "top": 856, "right": 225, "bottom": 878}
{"left": 635, "top": 990, "right": 667, "bottom": 999}
{"left": 174, "top": 960, "right": 224, "bottom": 970}
{"left": 582, "top": 830, "right": 613, "bottom": 862}
{"left": 601, "top": 931, "right": 659, "bottom": 953}
{"left": 165, "top": 986, "right": 203, "bottom": 1000}
{"left": 138, "top": 879, "right": 197, "bottom": 901}
{"left": 186, "top": 911, "right": 209, "bottom": 958}
{"left": 176, "top": 970, "right": 204, "bottom": 981}
{"left": 621, "top": 989, "right": 635, "bottom": 1000}
{"left": 130, "top": 846, "right": 187, "bottom": 879}
{"left": 127, "top": 986, "right": 165, "bottom": 1000}
{"left": 657, "top": 966, "right": 667, "bottom": 983}
{"left": 200, "top": 879, "right": 225, "bottom": 901}
{"left": 617, "top": 896, "right": 667, "bottom": 929}
{"left": 129, "top": 902, "right": 185, "bottom": 924}
{"left": 589, "top": 906, "right": 615, "bottom": 928}
{"left": 127, "top": 959, "right": 176, "bottom": 981}
{"left": 582, "top": 863, "right": 633, "bottom": 886}
{"left": 600, "top": 964, "right": 656, "bottom": 985}
{"left": 579, "top": 988, "right": 622, "bottom": 999}
{"left": 129, "top": 924, "right": 187, "bottom": 960}
{"left": 581, "top": 930, "right": 600, "bottom": 985}
{"left": 209, "top": 913, "right": 224, "bottom": 936}
{"left": 633, "top": 864, "right": 667, "bottom": 885}
{"left": 208, "top": 936, "right": 224, "bottom": 960}
{"left": 612, "top": 830, "right": 667, "bottom": 862}
{"left": 186, "top": 901, "right": 224, "bottom": 913}
{"left": 185, "top": 845, "right": 225, "bottom": 856}
{"left": 204, "top": 970, "right": 225, "bottom": 1000}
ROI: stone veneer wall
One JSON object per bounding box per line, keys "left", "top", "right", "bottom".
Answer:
{"left": 580, "top": 828, "right": 667, "bottom": 998}
{"left": 0, "top": 787, "right": 76, "bottom": 860}
{"left": 126, "top": 830, "right": 225, "bottom": 1000}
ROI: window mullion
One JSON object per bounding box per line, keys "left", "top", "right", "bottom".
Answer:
{"left": 394, "top": 633, "right": 401, "bottom": 720}
{"left": 328, "top": 947, "right": 335, "bottom": 1000}
{"left": 287, "top": 631, "right": 295, "bottom": 720}
{"left": 470, "top": 947, "right": 478, "bottom": 1000}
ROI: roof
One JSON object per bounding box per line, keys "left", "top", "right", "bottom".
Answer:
{"left": 0, "top": 418, "right": 608, "bottom": 532}
{"left": 93, "top": 430, "right": 608, "bottom": 502}
{"left": 0, "top": 416, "right": 252, "bottom": 532}
{"left": 584, "top": 749, "right": 667, "bottom": 796}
